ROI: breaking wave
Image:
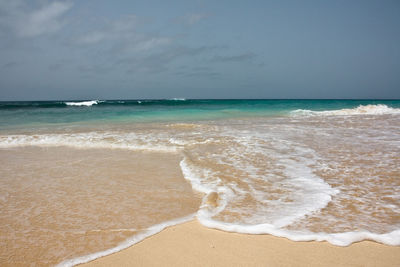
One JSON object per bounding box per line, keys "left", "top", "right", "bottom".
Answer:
{"left": 0, "top": 133, "right": 179, "bottom": 153}
{"left": 65, "top": 100, "right": 102, "bottom": 107}
{"left": 168, "top": 98, "right": 186, "bottom": 101}
{"left": 291, "top": 104, "right": 400, "bottom": 116}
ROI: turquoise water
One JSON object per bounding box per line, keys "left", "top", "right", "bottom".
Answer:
{"left": 1, "top": 99, "right": 400, "bottom": 130}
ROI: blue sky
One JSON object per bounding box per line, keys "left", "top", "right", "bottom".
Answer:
{"left": 0, "top": 0, "right": 399, "bottom": 100}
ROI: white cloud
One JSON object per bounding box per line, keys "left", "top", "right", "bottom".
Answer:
{"left": 187, "top": 14, "right": 205, "bottom": 25}
{"left": 17, "top": 1, "right": 73, "bottom": 37}
{"left": 0, "top": 1, "right": 73, "bottom": 38}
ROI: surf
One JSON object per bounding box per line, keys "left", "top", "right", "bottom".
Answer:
{"left": 291, "top": 104, "right": 400, "bottom": 116}
{"left": 65, "top": 100, "right": 102, "bottom": 107}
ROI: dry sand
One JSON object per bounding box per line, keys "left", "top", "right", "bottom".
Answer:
{"left": 81, "top": 220, "right": 400, "bottom": 267}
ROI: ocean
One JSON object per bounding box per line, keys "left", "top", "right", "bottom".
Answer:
{"left": 0, "top": 99, "right": 399, "bottom": 266}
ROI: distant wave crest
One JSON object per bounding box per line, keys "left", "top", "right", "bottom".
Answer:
{"left": 291, "top": 104, "right": 400, "bottom": 116}
{"left": 65, "top": 100, "right": 101, "bottom": 107}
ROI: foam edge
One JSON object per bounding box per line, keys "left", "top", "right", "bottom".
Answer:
{"left": 56, "top": 214, "right": 195, "bottom": 267}
{"left": 196, "top": 217, "right": 400, "bottom": 247}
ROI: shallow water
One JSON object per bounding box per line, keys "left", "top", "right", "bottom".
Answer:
{"left": 0, "top": 147, "right": 200, "bottom": 266}
{"left": 0, "top": 100, "right": 399, "bottom": 266}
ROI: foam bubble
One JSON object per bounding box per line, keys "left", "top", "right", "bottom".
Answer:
{"left": 291, "top": 104, "right": 400, "bottom": 116}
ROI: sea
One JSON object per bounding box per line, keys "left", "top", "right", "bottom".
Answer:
{"left": 0, "top": 99, "right": 399, "bottom": 266}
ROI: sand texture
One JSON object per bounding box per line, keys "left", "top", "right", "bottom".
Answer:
{"left": 81, "top": 220, "right": 400, "bottom": 267}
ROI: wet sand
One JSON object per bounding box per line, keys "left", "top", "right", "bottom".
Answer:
{"left": 82, "top": 220, "right": 400, "bottom": 267}
{"left": 0, "top": 147, "right": 201, "bottom": 266}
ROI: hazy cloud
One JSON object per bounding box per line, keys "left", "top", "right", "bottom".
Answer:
{"left": 143, "top": 45, "right": 219, "bottom": 63}
{"left": 75, "top": 15, "right": 138, "bottom": 45}
{"left": 48, "top": 59, "right": 70, "bottom": 71}
{"left": 76, "top": 31, "right": 107, "bottom": 45}
{"left": 174, "top": 13, "right": 208, "bottom": 26}
{"left": 133, "top": 37, "right": 171, "bottom": 51}
{"left": 19, "top": 1, "right": 72, "bottom": 37}
{"left": 175, "top": 65, "right": 220, "bottom": 79}
{"left": 78, "top": 64, "right": 113, "bottom": 75}
{"left": 185, "top": 13, "right": 206, "bottom": 25}
{"left": 72, "top": 11, "right": 222, "bottom": 76}
{"left": 211, "top": 52, "right": 255, "bottom": 63}
{"left": 117, "top": 45, "right": 220, "bottom": 75}
{"left": 2, "top": 61, "right": 18, "bottom": 69}
{"left": 75, "top": 15, "right": 171, "bottom": 54}
{"left": 0, "top": 0, "right": 73, "bottom": 38}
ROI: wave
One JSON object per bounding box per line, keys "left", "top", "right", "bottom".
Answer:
{"left": 168, "top": 98, "right": 186, "bottom": 101}
{"left": 2, "top": 116, "right": 399, "bottom": 265}
{"left": 291, "top": 104, "right": 400, "bottom": 116}
{"left": 2, "top": 126, "right": 399, "bottom": 248}
{"left": 180, "top": 157, "right": 400, "bottom": 246}
{"left": 65, "top": 100, "right": 101, "bottom": 107}
{"left": 0, "top": 133, "right": 180, "bottom": 153}
{"left": 196, "top": 219, "right": 400, "bottom": 246}
{"left": 57, "top": 214, "right": 195, "bottom": 267}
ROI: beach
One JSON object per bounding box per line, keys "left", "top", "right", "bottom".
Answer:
{"left": 82, "top": 220, "right": 400, "bottom": 267}
{"left": 0, "top": 100, "right": 399, "bottom": 266}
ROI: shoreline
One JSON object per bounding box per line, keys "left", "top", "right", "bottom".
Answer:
{"left": 80, "top": 220, "right": 400, "bottom": 267}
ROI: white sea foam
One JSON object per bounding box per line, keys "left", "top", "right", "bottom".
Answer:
{"left": 0, "top": 133, "right": 179, "bottom": 153}
{"left": 196, "top": 219, "right": 400, "bottom": 246}
{"left": 65, "top": 100, "right": 102, "bottom": 106}
{"left": 56, "top": 214, "right": 195, "bottom": 267}
{"left": 180, "top": 158, "right": 232, "bottom": 217}
{"left": 217, "top": 129, "right": 338, "bottom": 225}
{"left": 291, "top": 104, "right": 400, "bottom": 116}
{"left": 178, "top": 122, "right": 400, "bottom": 247}
{"left": 181, "top": 155, "right": 374, "bottom": 246}
{"left": 187, "top": 153, "right": 400, "bottom": 246}
{"left": 265, "top": 157, "right": 338, "bottom": 228}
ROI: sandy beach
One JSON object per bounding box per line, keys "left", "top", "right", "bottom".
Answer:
{"left": 81, "top": 220, "right": 400, "bottom": 267}
{"left": 2, "top": 101, "right": 400, "bottom": 266}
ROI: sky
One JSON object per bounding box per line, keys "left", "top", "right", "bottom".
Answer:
{"left": 0, "top": 0, "right": 399, "bottom": 100}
